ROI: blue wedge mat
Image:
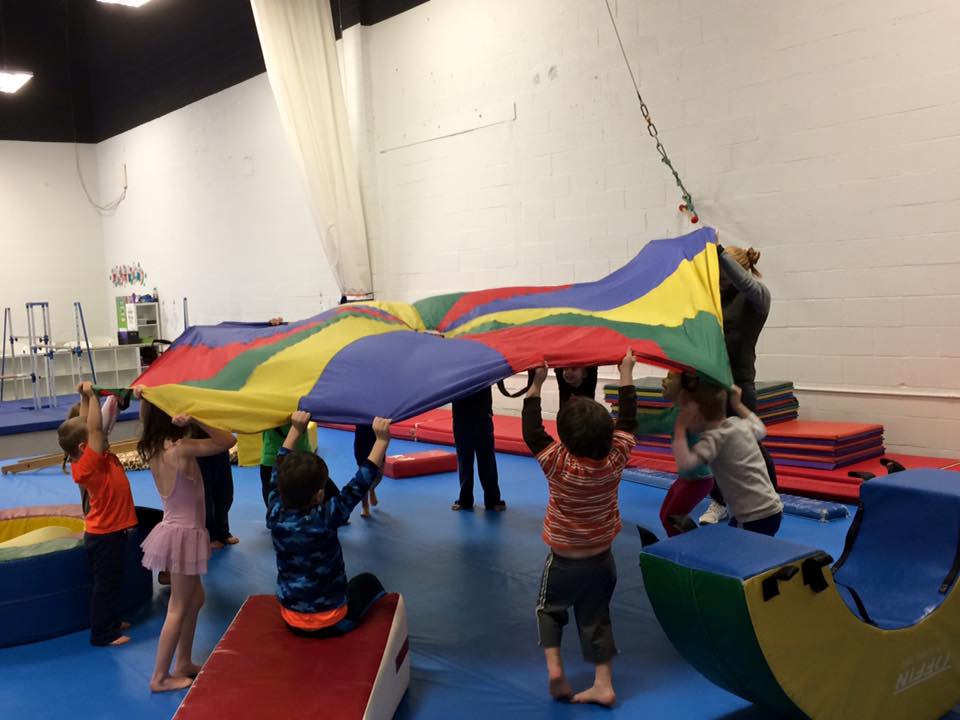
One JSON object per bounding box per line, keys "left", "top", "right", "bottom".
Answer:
{"left": 832, "top": 469, "right": 960, "bottom": 629}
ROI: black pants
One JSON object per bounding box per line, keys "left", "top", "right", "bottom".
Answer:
{"left": 353, "top": 424, "right": 376, "bottom": 465}
{"left": 730, "top": 511, "right": 782, "bottom": 536}
{"left": 353, "top": 424, "right": 383, "bottom": 498}
{"left": 260, "top": 465, "right": 274, "bottom": 507}
{"left": 261, "top": 464, "right": 341, "bottom": 509}
{"left": 198, "top": 451, "right": 234, "bottom": 543}
{"left": 536, "top": 550, "right": 617, "bottom": 663}
{"left": 710, "top": 381, "right": 778, "bottom": 506}
{"left": 84, "top": 529, "right": 130, "bottom": 646}
{"left": 285, "top": 573, "right": 386, "bottom": 638}
{"left": 452, "top": 412, "right": 501, "bottom": 509}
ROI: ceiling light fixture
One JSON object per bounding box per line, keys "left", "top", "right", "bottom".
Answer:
{"left": 0, "top": 0, "right": 33, "bottom": 93}
{"left": 0, "top": 68, "right": 31, "bottom": 93}
{"left": 97, "top": 0, "right": 154, "bottom": 7}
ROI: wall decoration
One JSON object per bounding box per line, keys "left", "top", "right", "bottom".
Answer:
{"left": 110, "top": 262, "right": 148, "bottom": 287}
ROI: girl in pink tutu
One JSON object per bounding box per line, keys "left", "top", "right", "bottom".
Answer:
{"left": 135, "top": 392, "right": 235, "bottom": 693}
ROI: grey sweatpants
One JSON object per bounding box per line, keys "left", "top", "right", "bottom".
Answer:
{"left": 536, "top": 549, "right": 618, "bottom": 663}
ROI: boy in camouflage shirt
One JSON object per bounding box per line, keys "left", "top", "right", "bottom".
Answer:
{"left": 267, "top": 412, "right": 391, "bottom": 636}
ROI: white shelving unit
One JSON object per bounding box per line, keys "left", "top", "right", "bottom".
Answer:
{"left": 0, "top": 345, "right": 142, "bottom": 401}
{"left": 125, "top": 302, "right": 161, "bottom": 344}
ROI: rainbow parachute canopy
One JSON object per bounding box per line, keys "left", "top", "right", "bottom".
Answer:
{"left": 132, "top": 227, "right": 731, "bottom": 433}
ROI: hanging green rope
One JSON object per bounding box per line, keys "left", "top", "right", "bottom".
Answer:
{"left": 604, "top": 0, "right": 699, "bottom": 223}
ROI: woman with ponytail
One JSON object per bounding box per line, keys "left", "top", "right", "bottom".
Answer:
{"left": 699, "top": 243, "right": 779, "bottom": 524}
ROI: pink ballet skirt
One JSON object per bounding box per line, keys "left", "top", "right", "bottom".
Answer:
{"left": 141, "top": 464, "right": 210, "bottom": 576}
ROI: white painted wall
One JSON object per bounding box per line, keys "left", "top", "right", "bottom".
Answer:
{"left": 95, "top": 74, "right": 342, "bottom": 338}
{"left": 351, "top": 0, "right": 960, "bottom": 456}
{"left": 0, "top": 141, "right": 111, "bottom": 345}
{"left": 8, "top": 0, "right": 959, "bottom": 455}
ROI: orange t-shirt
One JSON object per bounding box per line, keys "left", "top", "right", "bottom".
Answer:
{"left": 71, "top": 446, "right": 138, "bottom": 535}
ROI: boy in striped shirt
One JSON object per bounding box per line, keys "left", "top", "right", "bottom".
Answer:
{"left": 521, "top": 351, "right": 637, "bottom": 707}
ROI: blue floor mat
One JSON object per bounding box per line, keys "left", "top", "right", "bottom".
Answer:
{"left": 0, "top": 393, "right": 140, "bottom": 435}
{"left": 0, "top": 428, "right": 950, "bottom": 720}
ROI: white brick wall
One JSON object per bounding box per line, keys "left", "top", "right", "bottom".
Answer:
{"left": 345, "top": 0, "right": 960, "bottom": 455}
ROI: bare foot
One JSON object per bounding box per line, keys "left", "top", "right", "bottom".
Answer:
{"left": 119, "top": 621, "right": 132, "bottom": 631}
{"left": 224, "top": 536, "right": 239, "bottom": 545}
{"left": 549, "top": 675, "right": 574, "bottom": 701}
{"left": 108, "top": 635, "right": 131, "bottom": 647}
{"left": 173, "top": 661, "right": 203, "bottom": 678}
{"left": 369, "top": 488, "right": 378, "bottom": 506}
{"left": 150, "top": 676, "right": 193, "bottom": 693}
{"left": 572, "top": 685, "right": 616, "bottom": 707}
{"left": 210, "top": 540, "right": 225, "bottom": 550}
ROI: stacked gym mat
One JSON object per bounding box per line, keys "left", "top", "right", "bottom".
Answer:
{"left": 762, "top": 420, "right": 885, "bottom": 470}
{"left": 775, "top": 453, "right": 960, "bottom": 502}
{"left": 755, "top": 380, "right": 799, "bottom": 424}
{"left": 603, "top": 378, "right": 798, "bottom": 426}
{"left": 605, "top": 377, "right": 802, "bottom": 462}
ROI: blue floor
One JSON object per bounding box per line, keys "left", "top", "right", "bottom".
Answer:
{"left": 0, "top": 428, "right": 943, "bottom": 719}
{"left": 0, "top": 392, "right": 140, "bottom": 435}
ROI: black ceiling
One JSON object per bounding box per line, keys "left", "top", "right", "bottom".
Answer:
{"left": 0, "top": 0, "right": 428, "bottom": 143}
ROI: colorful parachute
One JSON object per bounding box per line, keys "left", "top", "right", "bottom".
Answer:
{"left": 132, "top": 227, "right": 730, "bottom": 433}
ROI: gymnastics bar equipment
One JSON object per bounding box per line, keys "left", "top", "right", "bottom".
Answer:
{"left": 25, "top": 302, "right": 58, "bottom": 410}
{"left": 0, "top": 302, "right": 96, "bottom": 410}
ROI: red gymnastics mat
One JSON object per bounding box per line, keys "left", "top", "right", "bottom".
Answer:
{"left": 776, "top": 474, "right": 863, "bottom": 502}
{"left": 625, "top": 449, "right": 960, "bottom": 502}
{"left": 778, "top": 454, "right": 960, "bottom": 502}
{"left": 413, "top": 411, "right": 558, "bottom": 457}
{"left": 775, "top": 452, "right": 960, "bottom": 484}
{"left": 320, "top": 411, "right": 958, "bottom": 503}
{"left": 763, "top": 420, "right": 884, "bottom": 446}
{"left": 174, "top": 594, "right": 410, "bottom": 720}
{"left": 384, "top": 450, "right": 458, "bottom": 478}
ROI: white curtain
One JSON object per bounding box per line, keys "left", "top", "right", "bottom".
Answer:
{"left": 250, "top": 0, "right": 372, "bottom": 296}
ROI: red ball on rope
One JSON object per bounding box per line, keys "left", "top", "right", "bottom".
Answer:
{"left": 678, "top": 203, "right": 699, "bottom": 224}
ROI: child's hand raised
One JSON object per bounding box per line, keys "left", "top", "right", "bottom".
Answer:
{"left": 171, "top": 415, "right": 193, "bottom": 427}
{"left": 730, "top": 384, "right": 743, "bottom": 406}
{"left": 290, "top": 410, "right": 311, "bottom": 434}
{"left": 618, "top": 350, "right": 636, "bottom": 386}
{"left": 531, "top": 364, "right": 548, "bottom": 387}
{"left": 367, "top": 417, "right": 392, "bottom": 468}
{"left": 77, "top": 381, "right": 95, "bottom": 396}
{"left": 372, "top": 417, "right": 392, "bottom": 440}
{"left": 132, "top": 384, "right": 146, "bottom": 400}
{"left": 526, "top": 363, "right": 549, "bottom": 399}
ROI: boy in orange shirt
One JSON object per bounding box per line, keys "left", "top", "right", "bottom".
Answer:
{"left": 58, "top": 382, "right": 139, "bottom": 647}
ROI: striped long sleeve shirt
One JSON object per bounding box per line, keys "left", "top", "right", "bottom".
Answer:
{"left": 522, "top": 385, "right": 637, "bottom": 552}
